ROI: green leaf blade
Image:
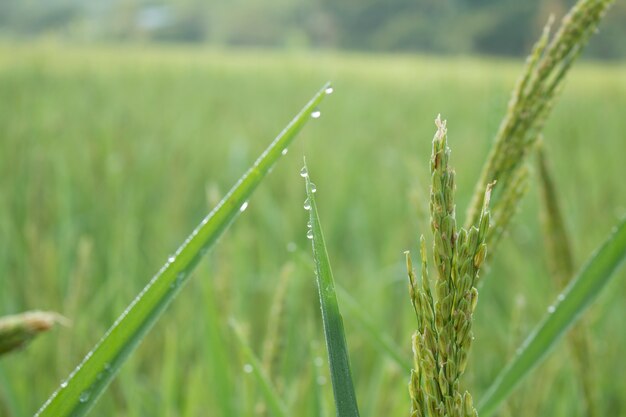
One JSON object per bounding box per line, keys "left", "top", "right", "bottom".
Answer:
{"left": 36, "top": 83, "right": 331, "bottom": 417}
{"left": 304, "top": 165, "right": 361, "bottom": 417}
{"left": 229, "top": 319, "right": 288, "bottom": 417}
{"left": 335, "top": 285, "right": 411, "bottom": 371}
{"left": 478, "top": 218, "right": 626, "bottom": 417}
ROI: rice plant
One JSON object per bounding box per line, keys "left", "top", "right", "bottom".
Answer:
{"left": 405, "top": 116, "right": 491, "bottom": 417}
{"left": 465, "top": 0, "right": 615, "bottom": 246}
{"left": 8, "top": 0, "right": 619, "bottom": 415}
{"left": 0, "top": 312, "right": 63, "bottom": 357}
{"left": 34, "top": 83, "right": 332, "bottom": 417}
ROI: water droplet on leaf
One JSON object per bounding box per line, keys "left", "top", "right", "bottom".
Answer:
{"left": 300, "top": 166, "right": 308, "bottom": 178}
{"left": 239, "top": 201, "right": 249, "bottom": 212}
{"left": 303, "top": 198, "right": 311, "bottom": 210}
{"left": 311, "top": 108, "right": 321, "bottom": 119}
{"left": 325, "top": 86, "right": 334, "bottom": 95}
{"left": 243, "top": 364, "right": 253, "bottom": 374}
{"left": 281, "top": 148, "right": 288, "bottom": 155}
{"left": 306, "top": 229, "right": 314, "bottom": 240}
{"left": 79, "top": 390, "right": 91, "bottom": 403}
{"left": 310, "top": 182, "right": 317, "bottom": 193}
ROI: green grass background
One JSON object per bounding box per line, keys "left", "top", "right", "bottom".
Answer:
{"left": 0, "top": 42, "right": 625, "bottom": 416}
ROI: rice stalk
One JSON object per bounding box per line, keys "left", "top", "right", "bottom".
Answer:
{"left": 0, "top": 311, "right": 65, "bottom": 356}
{"left": 256, "top": 263, "right": 294, "bottom": 416}
{"left": 406, "top": 116, "right": 491, "bottom": 417}
{"left": 465, "top": 0, "right": 614, "bottom": 239}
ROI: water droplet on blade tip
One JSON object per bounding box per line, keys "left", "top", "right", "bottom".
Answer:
{"left": 325, "top": 86, "right": 334, "bottom": 95}
{"left": 311, "top": 109, "right": 321, "bottom": 119}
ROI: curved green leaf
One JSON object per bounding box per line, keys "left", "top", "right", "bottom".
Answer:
{"left": 303, "top": 164, "right": 361, "bottom": 417}
{"left": 478, "top": 218, "right": 626, "bottom": 417}
{"left": 36, "top": 83, "right": 331, "bottom": 417}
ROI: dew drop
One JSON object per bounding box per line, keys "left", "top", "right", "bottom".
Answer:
{"left": 307, "top": 220, "right": 312, "bottom": 228}
{"left": 325, "top": 86, "right": 334, "bottom": 95}
{"left": 300, "top": 166, "right": 308, "bottom": 178}
{"left": 557, "top": 293, "right": 565, "bottom": 302}
{"left": 60, "top": 381, "right": 68, "bottom": 389}
{"left": 547, "top": 305, "right": 556, "bottom": 313}
{"left": 311, "top": 108, "right": 321, "bottom": 119}
{"left": 310, "top": 182, "right": 317, "bottom": 193}
{"left": 281, "top": 148, "right": 288, "bottom": 156}
{"left": 79, "top": 390, "right": 91, "bottom": 403}
{"left": 303, "top": 198, "right": 311, "bottom": 210}
{"left": 239, "top": 201, "right": 249, "bottom": 212}
{"left": 243, "top": 364, "right": 253, "bottom": 374}
{"left": 306, "top": 228, "right": 314, "bottom": 240}
{"left": 168, "top": 256, "right": 176, "bottom": 264}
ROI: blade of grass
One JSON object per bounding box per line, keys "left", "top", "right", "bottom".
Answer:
{"left": 310, "top": 341, "right": 327, "bottom": 417}
{"left": 536, "top": 142, "right": 597, "bottom": 417}
{"left": 303, "top": 163, "right": 361, "bottom": 417}
{"left": 202, "top": 275, "right": 235, "bottom": 417}
{"left": 478, "top": 217, "right": 626, "bottom": 417}
{"left": 35, "top": 83, "right": 332, "bottom": 417}
{"left": 335, "top": 285, "right": 411, "bottom": 371}
{"left": 229, "top": 319, "right": 288, "bottom": 417}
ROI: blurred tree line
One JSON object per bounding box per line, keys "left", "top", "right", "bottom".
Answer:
{"left": 0, "top": 0, "right": 624, "bottom": 59}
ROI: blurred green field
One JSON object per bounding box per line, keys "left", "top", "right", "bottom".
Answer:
{"left": 1, "top": 42, "right": 625, "bottom": 417}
